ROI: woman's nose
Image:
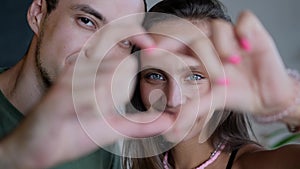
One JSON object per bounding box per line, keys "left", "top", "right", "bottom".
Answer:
{"left": 166, "top": 81, "right": 184, "bottom": 108}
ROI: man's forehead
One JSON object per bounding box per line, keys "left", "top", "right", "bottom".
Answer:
{"left": 61, "top": 0, "right": 145, "bottom": 20}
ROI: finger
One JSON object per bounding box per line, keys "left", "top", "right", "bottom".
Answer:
{"left": 144, "top": 16, "right": 225, "bottom": 80}
{"left": 130, "top": 32, "right": 155, "bottom": 50}
{"left": 234, "top": 11, "right": 294, "bottom": 109}
{"left": 110, "top": 54, "right": 138, "bottom": 110}
{"left": 235, "top": 11, "right": 288, "bottom": 83}
{"left": 84, "top": 16, "right": 155, "bottom": 61}
{"left": 234, "top": 10, "right": 270, "bottom": 52}
{"left": 189, "top": 37, "right": 226, "bottom": 84}
{"left": 83, "top": 112, "right": 173, "bottom": 146}
{"left": 146, "top": 16, "right": 201, "bottom": 52}
{"left": 143, "top": 17, "right": 227, "bottom": 84}
{"left": 210, "top": 19, "right": 242, "bottom": 64}
{"left": 115, "top": 112, "right": 173, "bottom": 138}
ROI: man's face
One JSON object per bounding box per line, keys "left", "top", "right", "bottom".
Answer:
{"left": 35, "top": 0, "right": 144, "bottom": 86}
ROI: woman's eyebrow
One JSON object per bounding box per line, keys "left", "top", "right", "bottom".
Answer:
{"left": 180, "top": 65, "right": 203, "bottom": 72}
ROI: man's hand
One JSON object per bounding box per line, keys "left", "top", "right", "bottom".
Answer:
{"left": 0, "top": 14, "right": 172, "bottom": 169}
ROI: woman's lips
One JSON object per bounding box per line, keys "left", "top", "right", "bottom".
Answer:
{"left": 164, "top": 109, "right": 179, "bottom": 121}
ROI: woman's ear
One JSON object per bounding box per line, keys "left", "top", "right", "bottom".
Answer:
{"left": 27, "top": 0, "right": 47, "bottom": 36}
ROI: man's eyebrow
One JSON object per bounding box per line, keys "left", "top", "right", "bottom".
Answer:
{"left": 71, "top": 4, "right": 106, "bottom": 22}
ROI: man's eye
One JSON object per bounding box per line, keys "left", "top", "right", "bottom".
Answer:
{"left": 146, "top": 73, "right": 166, "bottom": 81}
{"left": 79, "top": 17, "right": 95, "bottom": 28}
{"left": 186, "top": 74, "right": 205, "bottom": 81}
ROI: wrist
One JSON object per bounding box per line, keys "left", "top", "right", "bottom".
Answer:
{"left": 255, "top": 69, "right": 300, "bottom": 133}
{"left": 282, "top": 69, "right": 300, "bottom": 133}
{"left": 0, "top": 142, "right": 19, "bottom": 169}
{"left": 281, "top": 105, "right": 300, "bottom": 133}
{"left": 0, "top": 137, "right": 39, "bottom": 169}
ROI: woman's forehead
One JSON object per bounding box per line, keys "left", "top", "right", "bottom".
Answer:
{"left": 148, "top": 18, "right": 211, "bottom": 47}
{"left": 148, "top": 18, "right": 211, "bottom": 34}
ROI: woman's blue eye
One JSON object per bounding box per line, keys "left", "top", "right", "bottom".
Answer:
{"left": 146, "top": 73, "right": 166, "bottom": 81}
{"left": 186, "top": 74, "right": 205, "bottom": 81}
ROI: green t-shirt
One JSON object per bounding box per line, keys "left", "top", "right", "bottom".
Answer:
{"left": 0, "top": 68, "right": 121, "bottom": 169}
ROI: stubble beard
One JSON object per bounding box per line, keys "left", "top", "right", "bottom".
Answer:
{"left": 35, "top": 25, "right": 53, "bottom": 89}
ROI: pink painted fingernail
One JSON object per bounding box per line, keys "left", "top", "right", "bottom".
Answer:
{"left": 228, "top": 55, "right": 242, "bottom": 64}
{"left": 240, "top": 38, "right": 251, "bottom": 52}
{"left": 216, "top": 77, "right": 230, "bottom": 86}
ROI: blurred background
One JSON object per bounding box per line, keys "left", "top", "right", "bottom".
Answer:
{"left": 1, "top": 0, "right": 299, "bottom": 147}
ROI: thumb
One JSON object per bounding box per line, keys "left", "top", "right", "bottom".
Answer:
{"left": 109, "top": 112, "right": 173, "bottom": 138}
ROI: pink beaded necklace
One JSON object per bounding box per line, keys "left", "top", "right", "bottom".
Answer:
{"left": 163, "top": 142, "right": 225, "bottom": 169}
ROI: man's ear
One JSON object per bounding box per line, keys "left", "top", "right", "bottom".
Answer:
{"left": 27, "top": 0, "right": 48, "bottom": 36}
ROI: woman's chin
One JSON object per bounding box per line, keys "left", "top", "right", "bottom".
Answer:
{"left": 162, "top": 130, "right": 195, "bottom": 144}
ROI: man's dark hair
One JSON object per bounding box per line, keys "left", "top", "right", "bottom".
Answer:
{"left": 45, "top": 0, "right": 148, "bottom": 14}
{"left": 45, "top": 0, "right": 58, "bottom": 14}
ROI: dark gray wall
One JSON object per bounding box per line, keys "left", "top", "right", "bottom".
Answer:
{"left": 0, "top": 0, "right": 32, "bottom": 67}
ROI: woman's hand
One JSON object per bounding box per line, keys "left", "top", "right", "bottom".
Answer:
{"left": 208, "top": 11, "right": 299, "bottom": 119}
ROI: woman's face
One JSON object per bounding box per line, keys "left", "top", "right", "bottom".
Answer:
{"left": 139, "top": 19, "right": 213, "bottom": 142}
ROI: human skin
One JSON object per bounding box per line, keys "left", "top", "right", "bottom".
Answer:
{"left": 0, "top": 0, "right": 146, "bottom": 115}
{"left": 0, "top": 0, "right": 173, "bottom": 168}
{"left": 140, "top": 18, "right": 230, "bottom": 144}
{"left": 139, "top": 34, "right": 212, "bottom": 142}
{"left": 141, "top": 11, "right": 300, "bottom": 130}
{"left": 139, "top": 12, "right": 300, "bottom": 169}
{"left": 139, "top": 19, "right": 227, "bottom": 168}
